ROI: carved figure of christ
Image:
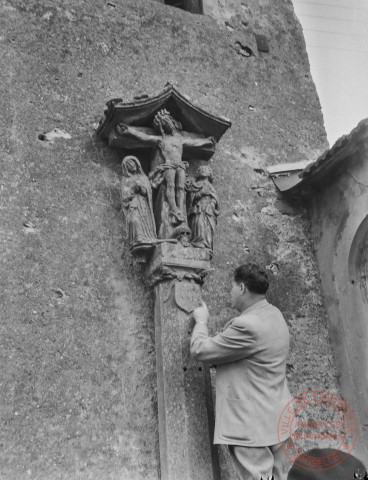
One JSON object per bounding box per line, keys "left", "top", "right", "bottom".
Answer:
{"left": 117, "top": 112, "right": 215, "bottom": 225}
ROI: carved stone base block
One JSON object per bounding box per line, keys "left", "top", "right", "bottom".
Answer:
{"left": 148, "top": 242, "right": 211, "bottom": 282}
{"left": 148, "top": 244, "right": 220, "bottom": 480}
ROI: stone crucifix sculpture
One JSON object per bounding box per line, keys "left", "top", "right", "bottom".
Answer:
{"left": 117, "top": 109, "right": 216, "bottom": 240}
{"left": 96, "top": 85, "right": 231, "bottom": 480}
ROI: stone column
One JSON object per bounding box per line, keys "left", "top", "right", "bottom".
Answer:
{"left": 147, "top": 243, "right": 220, "bottom": 480}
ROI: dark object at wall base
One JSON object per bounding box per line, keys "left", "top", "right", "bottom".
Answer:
{"left": 287, "top": 448, "right": 366, "bottom": 480}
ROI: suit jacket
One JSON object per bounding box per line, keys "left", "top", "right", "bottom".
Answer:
{"left": 190, "top": 299, "right": 292, "bottom": 446}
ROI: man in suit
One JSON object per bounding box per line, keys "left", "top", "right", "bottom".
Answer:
{"left": 191, "top": 262, "right": 293, "bottom": 480}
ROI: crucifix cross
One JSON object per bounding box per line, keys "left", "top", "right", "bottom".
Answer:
{"left": 115, "top": 109, "right": 216, "bottom": 240}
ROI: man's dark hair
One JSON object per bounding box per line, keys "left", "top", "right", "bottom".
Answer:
{"left": 234, "top": 263, "right": 269, "bottom": 294}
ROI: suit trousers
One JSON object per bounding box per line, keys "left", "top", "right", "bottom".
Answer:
{"left": 228, "top": 440, "right": 291, "bottom": 480}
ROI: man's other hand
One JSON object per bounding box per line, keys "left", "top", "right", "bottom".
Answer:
{"left": 193, "top": 301, "right": 209, "bottom": 325}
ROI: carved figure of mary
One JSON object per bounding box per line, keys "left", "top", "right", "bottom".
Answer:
{"left": 121, "top": 156, "right": 157, "bottom": 255}
{"left": 186, "top": 165, "right": 219, "bottom": 258}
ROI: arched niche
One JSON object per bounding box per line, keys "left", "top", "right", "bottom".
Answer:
{"left": 349, "top": 215, "right": 368, "bottom": 305}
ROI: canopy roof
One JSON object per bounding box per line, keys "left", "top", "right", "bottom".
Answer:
{"left": 96, "top": 83, "right": 231, "bottom": 142}
{"left": 270, "top": 118, "right": 368, "bottom": 196}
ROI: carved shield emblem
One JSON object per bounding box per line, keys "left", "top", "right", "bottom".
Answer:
{"left": 174, "top": 281, "right": 201, "bottom": 314}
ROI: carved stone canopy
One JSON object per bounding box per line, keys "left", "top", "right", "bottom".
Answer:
{"left": 96, "top": 83, "right": 231, "bottom": 159}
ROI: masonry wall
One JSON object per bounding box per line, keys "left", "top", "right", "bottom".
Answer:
{"left": 0, "top": 0, "right": 339, "bottom": 478}
{"left": 309, "top": 149, "right": 368, "bottom": 461}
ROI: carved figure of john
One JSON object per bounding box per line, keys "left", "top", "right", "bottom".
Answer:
{"left": 186, "top": 165, "right": 219, "bottom": 257}
{"left": 191, "top": 263, "right": 293, "bottom": 480}
{"left": 118, "top": 109, "right": 216, "bottom": 233}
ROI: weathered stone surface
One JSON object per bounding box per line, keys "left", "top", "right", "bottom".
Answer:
{"left": 0, "top": 0, "right": 339, "bottom": 478}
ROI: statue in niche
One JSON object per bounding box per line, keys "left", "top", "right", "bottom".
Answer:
{"left": 120, "top": 155, "right": 157, "bottom": 256}
{"left": 117, "top": 109, "right": 216, "bottom": 238}
{"left": 186, "top": 165, "right": 219, "bottom": 257}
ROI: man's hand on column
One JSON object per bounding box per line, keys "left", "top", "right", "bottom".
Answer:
{"left": 193, "top": 301, "right": 209, "bottom": 325}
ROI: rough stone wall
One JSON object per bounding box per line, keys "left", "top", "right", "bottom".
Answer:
{"left": 0, "top": 0, "right": 339, "bottom": 478}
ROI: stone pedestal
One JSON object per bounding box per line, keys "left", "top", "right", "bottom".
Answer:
{"left": 147, "top": 243, "right": 220, "bottom": 480}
